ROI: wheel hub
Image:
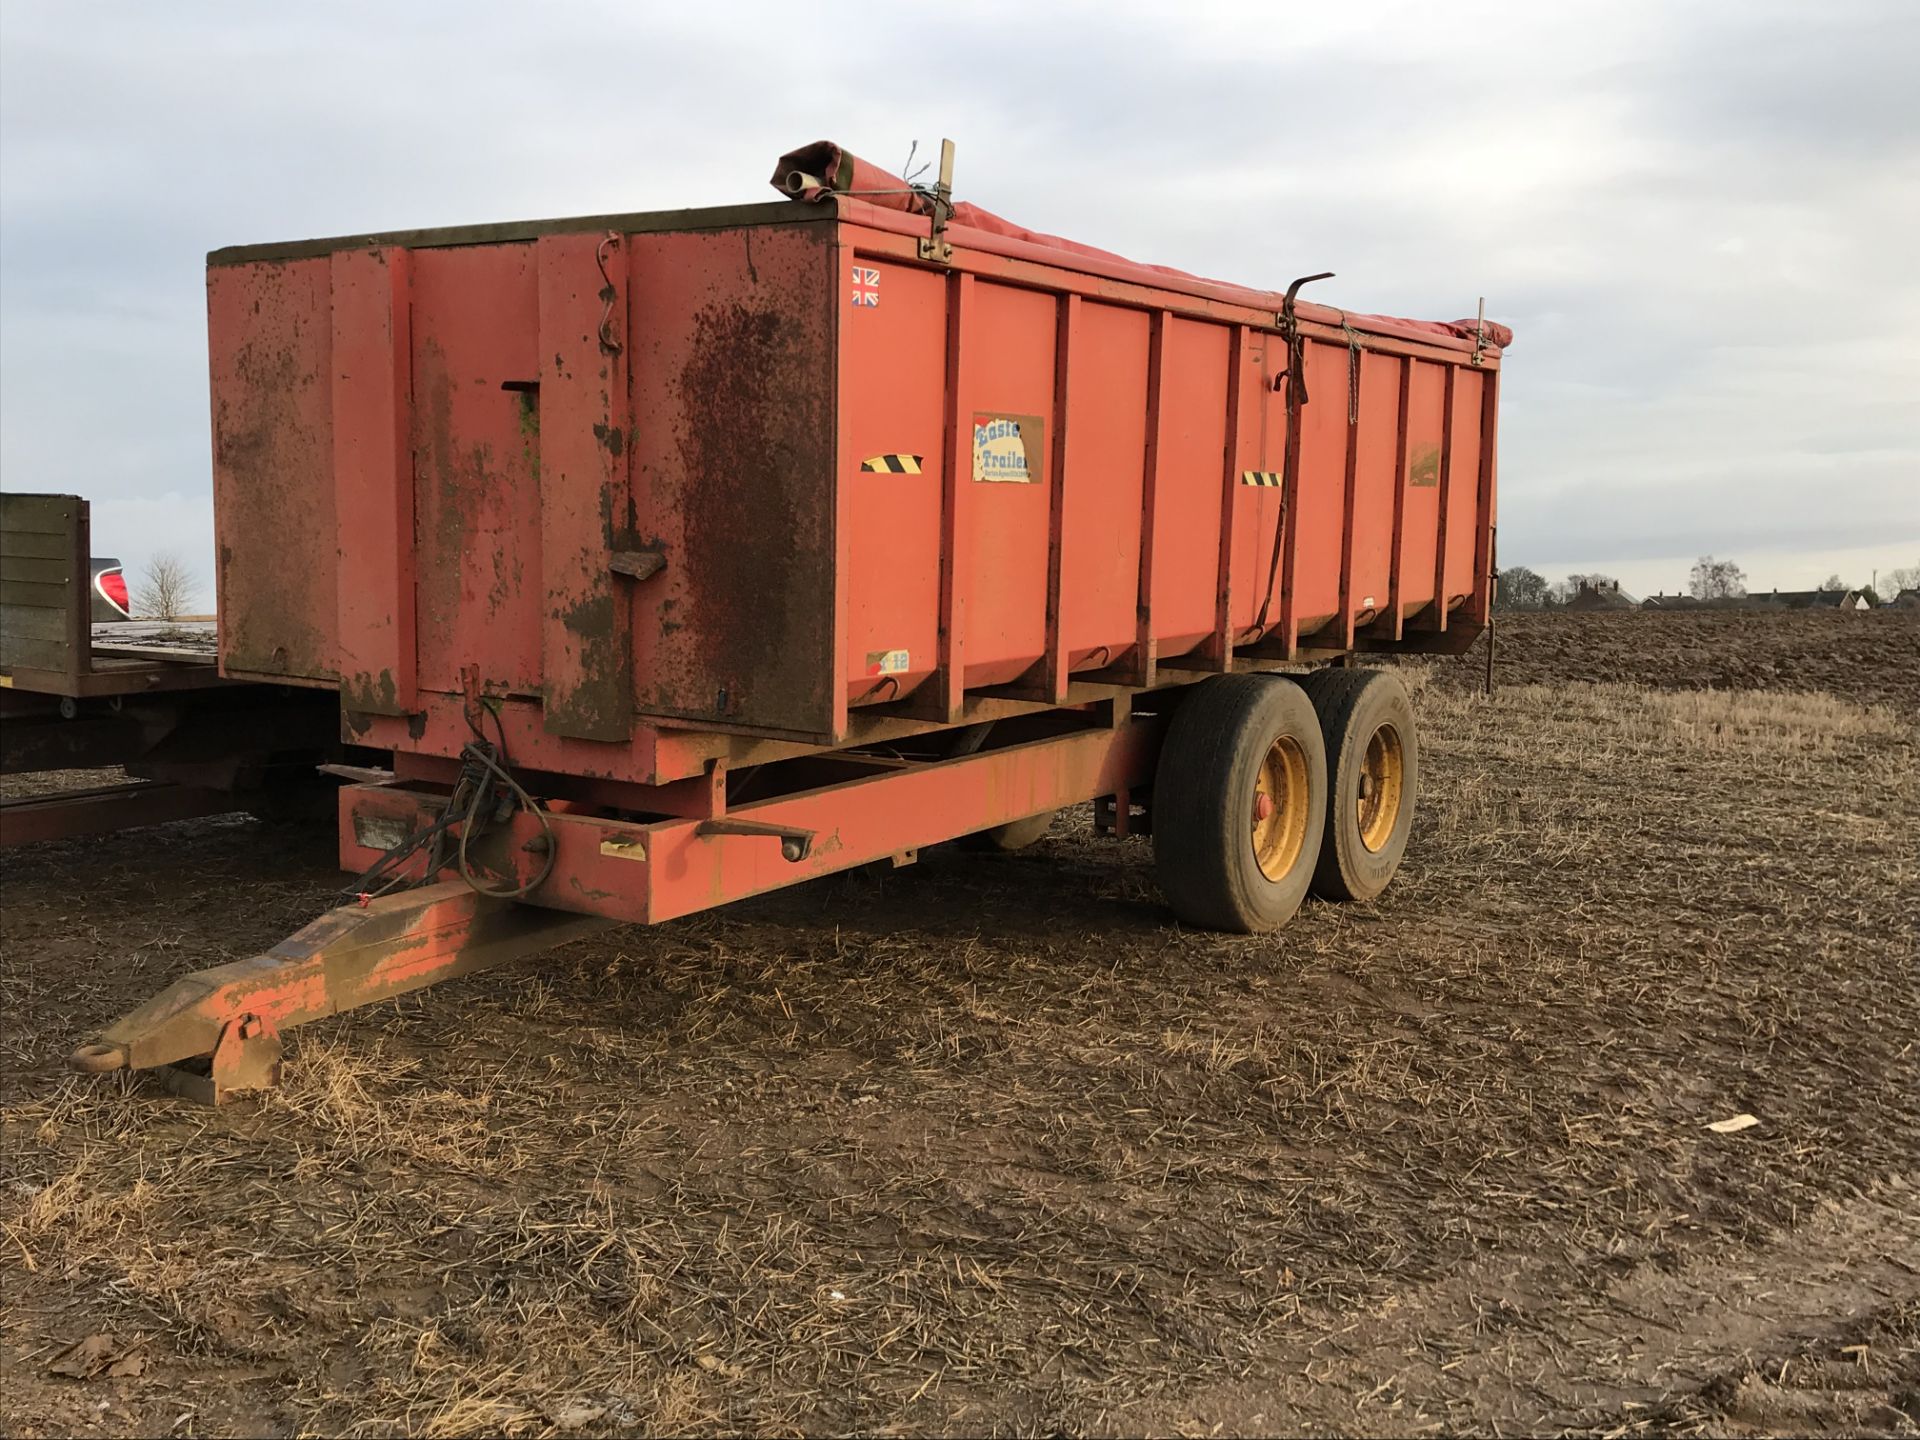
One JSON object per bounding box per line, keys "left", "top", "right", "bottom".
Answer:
{"left": 1251, "top": 734, "right": 1310, "bottom": 882}
{"left": 1356, "top": 723, "right": 1405, "bottom": 853}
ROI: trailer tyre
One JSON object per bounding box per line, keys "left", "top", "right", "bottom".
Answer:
{"left": 1153, "top": 675, "right": 1326, "bottom": 933}
{"left": 1298, "top": 668, "right": 1417, "bottom": 902}
{"left": 960, "top": 810, "right": 1059, "bottom": 851}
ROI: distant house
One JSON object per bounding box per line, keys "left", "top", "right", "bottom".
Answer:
{"left": 1566, "top": 579, "right": 1636, "bottom": 611}
{"left": 1752, "top": 588, "right": 1870, "bottom": 611}
{"left": 1642, "top": 588, "right": 1874, "bottom": 612}
{"left": 1888, "top": 589, "right": 1920, "bottom": 611}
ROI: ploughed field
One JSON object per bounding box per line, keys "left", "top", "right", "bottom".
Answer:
{"left": 3, "top": 609, "right": 1916, "bottom": 1437}
{"left": 1459, "top": 605, "right": 1920, "bottom": 708}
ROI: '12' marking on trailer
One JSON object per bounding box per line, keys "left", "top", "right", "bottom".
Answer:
{"left": 851, "top": 267, "right": 880, "bottom": 306}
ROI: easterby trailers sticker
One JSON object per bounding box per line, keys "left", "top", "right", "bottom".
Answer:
{"left": 971, "top": 412, "right": 1045, "bottom": 484}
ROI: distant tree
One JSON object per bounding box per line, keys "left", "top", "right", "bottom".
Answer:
{"left": 1818, "top": 573, "right": 1848, "bottom": 592}
{"left": 1858, "top": 587, "right": 1881, "bottom": 607}
{"left": 1496, "top": 565, "right": 1549, "bottom": 610}
{"left": 1884, "top": 562, "right": 1920, "bottom": 595}
{"left": 1689, "top": 555, "right": 1746, "bottom": 601}
{"left": 132, "top": 550, "right": 199, "bottom": 621}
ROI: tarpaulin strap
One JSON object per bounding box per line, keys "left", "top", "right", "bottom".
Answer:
{"left": 1341, "top": 318, "right": 1362, "bottom": 426}
{"left": 1258, "top": 273, "right": 1333, "bottom": 634}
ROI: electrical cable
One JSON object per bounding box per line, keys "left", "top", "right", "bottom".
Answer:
{"left": 340, "top": 702, "right": 556, "bottom": 903}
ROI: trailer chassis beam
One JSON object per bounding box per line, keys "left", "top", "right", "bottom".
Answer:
{"left": 341, "top": 710, "right": 1166, "bottom": 925}
{"left": 67, "top": 881, "right": 610, "bottom": 1103}
{"left": 0, "top": 781, "right": 240, "bottom": 847}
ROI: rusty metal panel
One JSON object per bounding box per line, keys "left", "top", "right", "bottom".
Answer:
{"left": 209, "top": 259, "right": 338, "bottom": 681}
{"left": 536, "top": 232, "right": 634, "bottom": 741}
{"left": 1057, "top": 301, "right": 1150, "bottom": 673}
{"left": 934, "top": 270, "right": 979, "bottom": 721}
{"left": 1219, "top": 326, "right": 1271, "bottom": 646}
{"left": 1470, "top": 369, "right": 1501, "bottom": 626}
{"left": 1287, "top": 339, "right": 1351, "bottom": 640}
{"left": 408, "top": 244, "right": 544, "bottom": 698}
{"left": 331, "top": 247, "right": 418, "bottom": 716}
{"left": 1348, "top": 351, "right": 1402, "bottom": 632}
{"left": 960, "top": 280, "right": 1056, "bottom": 688}
{"left": 0, "top": 493, "right": 87, "bottom": 679}
{"left": 1442, "top": 366, "right": 1487, "bottom": 614}
{"left": 627, "top": 225, "right": 838, "bottom": 737}
{"left": 840, "top": 252, "right": 950, "bottom": 710}
{"left": 1397, "top": 359, "right": 1448, "bottom": 618}
{"left": 1147, "top": 317, "right": 1231, "bottom": 657}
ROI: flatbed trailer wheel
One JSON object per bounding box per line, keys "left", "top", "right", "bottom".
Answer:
{"left": 1298, "top": 668, "right": 1418, "bottom": 902}
{"left": 1152, "top": 674, "right": 1327, "bottom": 933}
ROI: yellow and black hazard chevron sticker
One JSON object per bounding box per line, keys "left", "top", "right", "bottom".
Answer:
{"left": 861, "top": 454, "right": 924, "bottom": 474}
{"left": 1241, "top": 470, "right": 1283, "bottom": 487}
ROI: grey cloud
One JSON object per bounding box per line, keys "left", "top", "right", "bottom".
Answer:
{"left": 2, "top": 0, "right": 1915, "bottom": 590}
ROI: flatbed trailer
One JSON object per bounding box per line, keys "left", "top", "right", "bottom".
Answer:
{"left": 61, "top": 142, "right": 1508, "bottom": 1102}
{"left": 0, "top": 493, "right": 345, "bottom": 846}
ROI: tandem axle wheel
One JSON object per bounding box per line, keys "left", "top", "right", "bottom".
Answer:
{"left": 1150, "top": 669, "right": 1420, "bottom": 931}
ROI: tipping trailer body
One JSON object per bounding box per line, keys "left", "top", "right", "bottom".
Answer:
{"left": 209, "top": 190, "right": 1501, "bottom": 789}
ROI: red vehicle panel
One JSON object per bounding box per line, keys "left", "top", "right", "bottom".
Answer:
{"left": 1058, "top": 302, "right": 1150, "bottom": 670}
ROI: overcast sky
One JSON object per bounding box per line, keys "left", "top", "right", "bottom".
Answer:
{"left": 3, "top": 0, "right": 1916, "bottom": 601}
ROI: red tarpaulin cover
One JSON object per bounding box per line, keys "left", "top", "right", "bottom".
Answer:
{"left": 772, "top": 140, "right": 1510, "bottom": 351}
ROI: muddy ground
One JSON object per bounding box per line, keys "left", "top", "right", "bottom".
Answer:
{"left": 3, "top": 609, "right": 1916, "bottom": 1437}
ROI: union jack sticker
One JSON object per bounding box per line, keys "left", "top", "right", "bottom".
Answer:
{"left": 851, "top": 266, "right": 881, "bottom": 307}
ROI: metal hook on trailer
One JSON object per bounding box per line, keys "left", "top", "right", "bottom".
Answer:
{"left": 595, "top": 231, "right": 622, "bottom": 354}
{"left": 1272, "top": 271, "right": 1334, "bottom": 405}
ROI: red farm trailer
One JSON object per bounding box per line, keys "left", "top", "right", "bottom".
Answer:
{"left": 67, "top": 142, "right": 1508, "bottom": 1102}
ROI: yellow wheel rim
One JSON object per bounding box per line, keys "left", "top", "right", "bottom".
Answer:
{"left": 1251, "top": 735, "right": 1311, "bottom": 882}
{"left": 1356, "top": 723, "right": 1405, "bottom": 853}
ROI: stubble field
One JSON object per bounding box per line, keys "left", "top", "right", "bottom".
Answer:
{"left": 3, "top": 608, "right": 1916, "bottom": 1437}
